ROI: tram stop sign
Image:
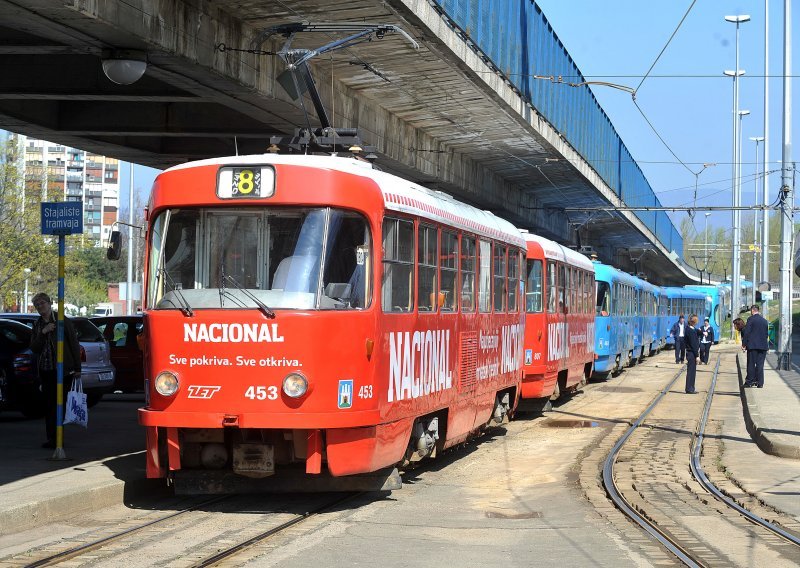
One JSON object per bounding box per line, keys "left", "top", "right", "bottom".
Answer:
{"left": 41, "top": 202, "right": 83, "bottom": 235}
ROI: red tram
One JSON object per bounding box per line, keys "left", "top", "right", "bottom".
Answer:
{"left": 138, "top": 155, "right": 525, "bottom": 490}
{"left": 521, "top": 233, "right": 595, "bottom": 402}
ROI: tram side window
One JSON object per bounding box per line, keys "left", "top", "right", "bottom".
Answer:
{"left": 547, "top": 261, "right": 557, "bottom": 313}
{"left": 418, "top": 225, "right": 438, "bottom": 312}
{"left": 478, "top": 240, "right": 492, "bottom": 313}
{"left": 440, "top": 231, "right": 458, "bottom": 312}
{"left": 382, "top": 218, "right": 415, "bottom": 312}
{"left": 493, "top": 245, "right": 507, "bottom": 312}
{"left": 526, "top": 259, "right": 543, "bottom": 313}
{"left": 461, "top": 236, "right": 476, "bottom": 312}
{"left": 558, "top": 264, "right": 566, "bottom": 313}
{"left": 507, "top": 251, "right": 519, "bottom": 312}
{"left": 596, "top": 281, "right": 610, "bottom": 317}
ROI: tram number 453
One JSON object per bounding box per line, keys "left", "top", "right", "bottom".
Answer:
{"left": 358, "top": 385, "right": 373, "bottom": 399}
{"left": 245, "top": 386, "right": 278, "bottom": 400}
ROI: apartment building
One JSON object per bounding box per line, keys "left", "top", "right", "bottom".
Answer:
{"left": 18, "top": 136, "right": 119, "bottom": 244}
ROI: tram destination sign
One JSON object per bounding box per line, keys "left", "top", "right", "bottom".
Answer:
{"left": 41, "top": 201, "right": 83, "bottom": 235}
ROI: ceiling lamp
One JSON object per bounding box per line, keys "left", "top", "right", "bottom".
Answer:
{"left": 101, "top": 49, "right": 148, "bottom": 85}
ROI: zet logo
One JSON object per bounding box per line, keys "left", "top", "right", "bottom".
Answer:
{"left": 187, "top": 385, "right": 221, "bottom": 399}
{"left": 337, "top": 380, "right": 353, "bottom": 409}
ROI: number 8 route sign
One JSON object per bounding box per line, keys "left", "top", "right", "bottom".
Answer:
{"left": 41, "top": 202, "right": 83, "bottom": 235}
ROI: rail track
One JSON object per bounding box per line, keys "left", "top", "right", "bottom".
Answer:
{"left": 603, "top": 355, "right": 800, "bottom": 567}
{"left": 16, "top": 492, "right": 358, "bottom": 567}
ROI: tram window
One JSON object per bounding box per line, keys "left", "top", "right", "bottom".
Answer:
{"left": 418, "top": 225, "right": 438, "bottom": 312}
{"left": 208, "top": 213, "right": 260, "bottom": 289}
{"left": 478, "top": 240, "right": 491, "bottom": 313}
{"left": 461, "top": 236, "right": 476, "bottom": 312}
{"left": 546, "top": 261, "right": 557, "bottom": 313}
{"left": 507, "top": 250, "right": 519, "bottom": 312}
{"left": 160, "top": 210, "right": 197, "bottom": 292}
{"left": 596, "top": 281, "right": 610, "bottom": 317}
{"left": 558, "top": 264, "right": 566, "bottom": 313}
{"left": 526, "top": 259, "right": 543, "bottom": 313}
{"left": 321, "top": 210, "right": 372, "bottom": 309}
{"left": 493, "top": 245, "right": 507, "bottom": 312}
{"left": 382, "top": 218, "right": 415, "bottom": 312}
{"left": 440, "top": 231, "right": 458, "bottom": 312}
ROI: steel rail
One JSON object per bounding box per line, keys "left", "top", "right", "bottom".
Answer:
{"left": 193, "top": 492, "right": 361, "bottom": 567}
{"left": 24, "top": 495, "right": 231, "bottom": 568}
{"left": 601, "top": 366, "right": 702, "bottom": 568}
{"left": 691, "top": 357, "right": 800, "bottom": 546}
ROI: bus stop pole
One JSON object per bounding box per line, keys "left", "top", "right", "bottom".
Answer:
{"left": 52, "top": 234, "right": 67, "bottom": 460}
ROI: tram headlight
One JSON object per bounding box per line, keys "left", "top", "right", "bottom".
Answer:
{"left": 282, "top": 372, "right": 308, "bottom": 398}
{"left": 155, "top": 371, "right": 179, "bottom": 396}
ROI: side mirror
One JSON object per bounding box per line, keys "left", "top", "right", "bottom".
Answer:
{"left": 107, "top": 230, "right": 122, "bottom": 260}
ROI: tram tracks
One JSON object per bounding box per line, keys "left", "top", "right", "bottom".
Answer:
{"left": 10, "top": 493, "right": 359, "bottom": 567}
{"left": 603, "top": 355, "right": 800, "bottom": 567}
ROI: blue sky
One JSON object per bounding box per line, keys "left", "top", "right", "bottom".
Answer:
{"left": 536, "top": 0, "right": 798, "bottom": 238}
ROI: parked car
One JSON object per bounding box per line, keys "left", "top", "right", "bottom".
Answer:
{"left": 90, "top": 315, "right": 144, "bottom": 393}
{"left": 0, "top": 313, "right": 115, "bottom": 407}
{"left": 0, "top": 318, "right": 43, "bottom": 417}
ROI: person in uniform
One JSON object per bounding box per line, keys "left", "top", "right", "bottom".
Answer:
{"left": 670, "top": 314, "right": 687, "bottom": 364}
{"left": 743, "top": 305, "right": 769, "bottom": 388}
{"left": 684, "top": 314, "right": 700, "bottom": 394}
{"left": 699, "top": 317, "right": 714, "bottom": 364}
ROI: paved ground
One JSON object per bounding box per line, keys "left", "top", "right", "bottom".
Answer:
{"left": 1, "top": 347, "right": 800, "bottom": 566}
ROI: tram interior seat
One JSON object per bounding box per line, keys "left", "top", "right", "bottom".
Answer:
{"left": 272, "top": 255, "right": 316, "bottom": 291}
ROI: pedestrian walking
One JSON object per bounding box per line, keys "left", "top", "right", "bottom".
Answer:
{"left": 29, "top": 292, "right": 81, "bottom": 448}
{"left": 670, "top": 314, "right": 687, "bottom": 364}
{"left": 699, "top": 317, "right": 714, "bottom": 364}
{"left": 743, "top": 305, "right": 769, "bottom": 388}
{"left": 684, "top": 315, "right": 700, "bottom": 394}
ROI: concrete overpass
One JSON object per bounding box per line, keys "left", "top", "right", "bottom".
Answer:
{"left": 0, "top": 0, "right": 700, "bottom": 284}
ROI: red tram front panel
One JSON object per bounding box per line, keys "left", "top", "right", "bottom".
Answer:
{"left": 522, "top": 234, "right": 595, "bottom": 400}
{"left": 138, "top": 155, "right": 525, "bottom": 482}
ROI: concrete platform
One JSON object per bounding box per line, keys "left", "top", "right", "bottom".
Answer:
{"left": 0, "top": 395, "right": 166, "bottom": 535}
{"left": 737, "top": 352, "right": 800, "bottom": 460}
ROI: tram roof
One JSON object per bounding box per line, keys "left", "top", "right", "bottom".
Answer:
{"left": 164, "top": 154, "right": 525, "bottom": 248}
{"left": 521, "top": 233, "right": 594, "bottom": 272}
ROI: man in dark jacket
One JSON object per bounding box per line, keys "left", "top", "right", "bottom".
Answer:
{"left": 684, "top": 314, "right": 701, "bottom": 394}
{"left": 699, "top": 317, "right": 714, "bottom": 364}
{"left": 743, "top": 305, "right": 769, "bottom": 388}
{"left": 670, "top": 314, "right": 687, "bottom": 364}
{"left": 30, "top": 292, "right": 81, "bottom": 448}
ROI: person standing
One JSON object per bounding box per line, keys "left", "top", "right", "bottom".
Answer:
{"left": 670, "top": 314, "right": 687, "bottom": 364}
{"left": 699, "top": 317, "right": 714, "bottom": 364}
{"left": 684, "top": 314, "right": 700, "bottom": 394}
{"left": 743, "top": 305, "right": 769, "bottom": 388}
{"left": 30, "top": 293, "right": 81, "bottom": 448}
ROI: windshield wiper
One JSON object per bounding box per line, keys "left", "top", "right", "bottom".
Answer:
{"left": 223, "top": 275, "right": 276, "bottom": 319}
{"left": 160, "top": 268, "right": 194, "bottom": 317}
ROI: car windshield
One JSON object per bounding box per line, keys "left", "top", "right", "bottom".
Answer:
{"left": 72, "top": 319, "right": 105, "bottom": 342}
{"left": 147, "top": 207, "right": 372, "bottom": 311}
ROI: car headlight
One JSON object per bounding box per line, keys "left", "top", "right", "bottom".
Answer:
{"left": 282, "top": 372, "right": 308, "bottom": 398}
{"left": 155, "top": 371, "right": 179, "bottom": 396}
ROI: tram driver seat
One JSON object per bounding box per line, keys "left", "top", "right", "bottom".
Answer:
{"left": 272, "top": 255, "right": 316, "bottom": 292}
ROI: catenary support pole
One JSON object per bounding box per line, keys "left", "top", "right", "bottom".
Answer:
{"left": 127, "top": 163, "right": 134, "bottom": 315}
{"left": 777, "top": 0, "right": 793, "bottom": 369}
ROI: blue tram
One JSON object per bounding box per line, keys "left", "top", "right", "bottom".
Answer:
{"left": 593, "top": 262, "right": 637, "bottom": 377}
{"left": 635, "top": 278, "right": 660, "bottom": 358}
{"left": 663, "top": 287, "right": 706, "bottom": 347}
{"left": 685, "top": 285, "right": 729, "bottom": 344}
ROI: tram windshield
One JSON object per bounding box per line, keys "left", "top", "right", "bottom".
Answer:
{"left": 147, "top": 207, "right": 371, "bottom": 311}
{"left": 596, "top": 281, "right": 611, "bottom": 317}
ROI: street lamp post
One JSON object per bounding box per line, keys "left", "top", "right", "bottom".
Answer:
{"left": 22, "top": 268, "right": 31, "bottom": 313}
{"left": 750, "top": 136, "right": 764, "bottom": 304}
{"left": 704, "top": 213, "right": 711, "bottom": 273}
{"left": 724, "top": 13, "right": 750, "bottom": 333}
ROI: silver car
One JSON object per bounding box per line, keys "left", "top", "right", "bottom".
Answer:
{"left": 0, "top": 314, "right": 116, "bottom": 407}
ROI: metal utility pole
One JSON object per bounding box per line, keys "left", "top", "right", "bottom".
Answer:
{"left": 751, "top": 136, "right": 764, "bottom": 303}
{"left": 126, "top": 163, "right": 134, "bottom": 316}
{"left": 725, "top": 14, "right": 750, "bottom": 336}
{"left": 777, "top": 0, "right": 793, "bottom": 369}
{"left": 762, "top": 0, "right": 771, "bottom": 295}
